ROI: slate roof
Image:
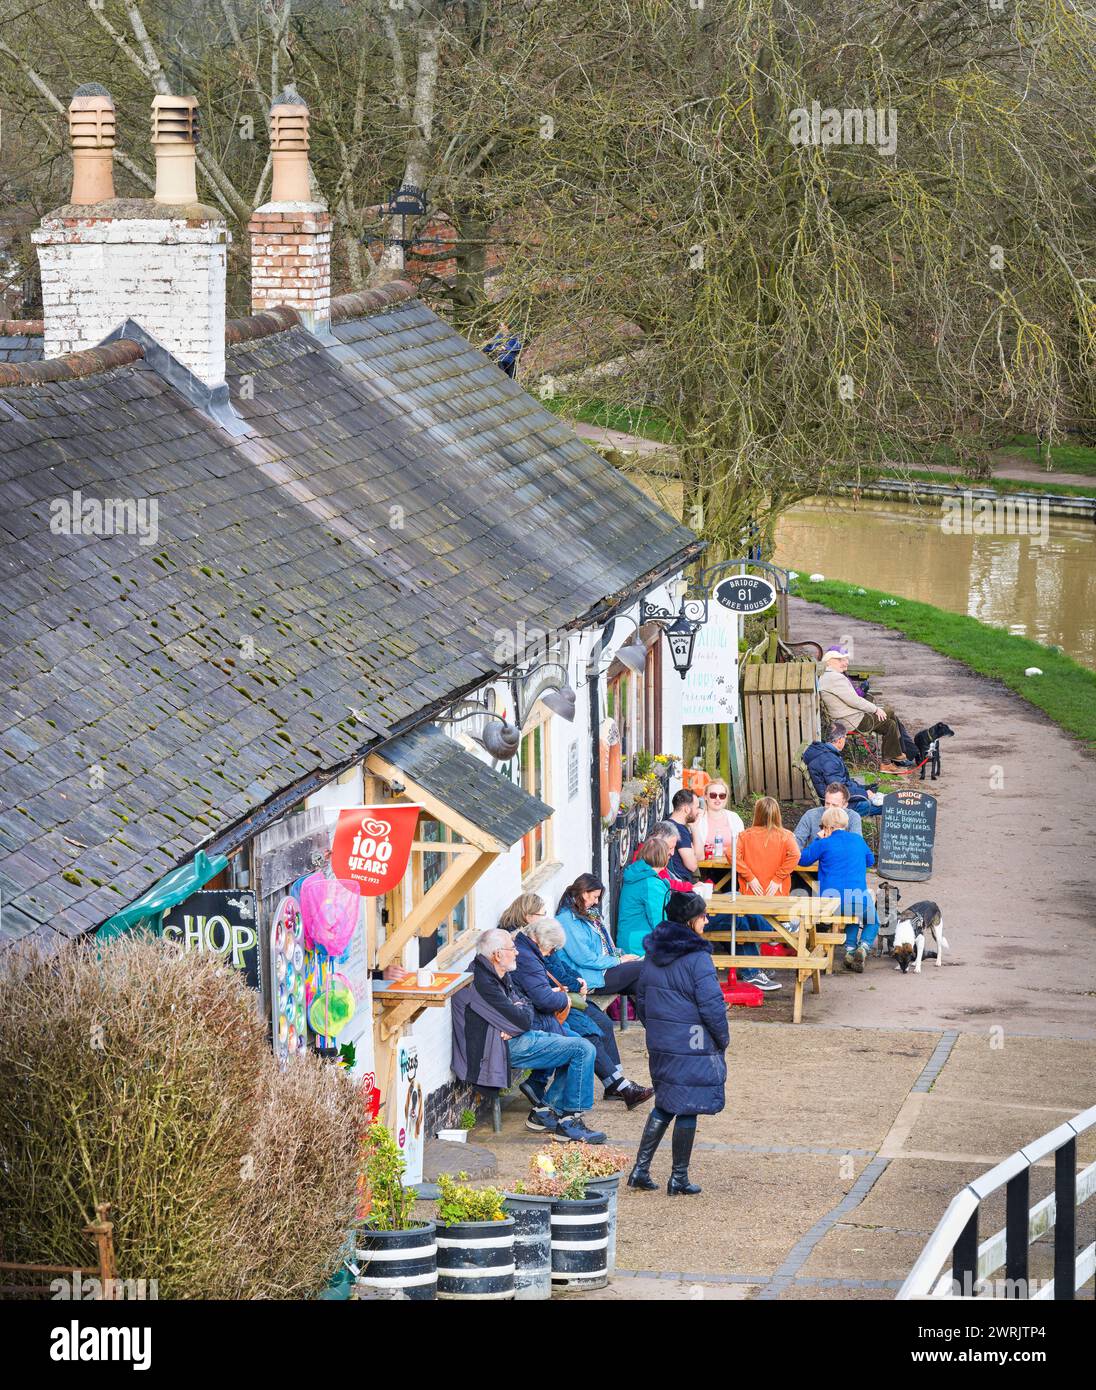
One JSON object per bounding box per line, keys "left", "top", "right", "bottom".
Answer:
{"left": 376, "top": 724, "right": 552, "bottom": 846}
{"left": 0, "top": 286, "right": 700, "bottom": 951}
{"left": 0, "top": 335, "right": 42, "bottom": 365}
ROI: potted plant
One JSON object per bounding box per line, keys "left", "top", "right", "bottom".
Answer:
{"left": 434, "top": 1173, "right": 514, "bottom": 1301}
{"left": 509, "top": 1148, "right": 614, "bottom": 1292}
{"left": 354, "top": 1122, "right": 437, "bottom": 1301}
{"left": 436, "top": 1106, "right": 477, "bottom": 1143}
{"left": 564, "top": 1143, "right": 630, "bottom": 1275}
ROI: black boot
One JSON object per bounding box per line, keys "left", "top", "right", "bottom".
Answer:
{"left": 627, "top": 1109, "right": 670, "bottom": 1190}
{"left": 667, "top": 1120, "right": 701, "bottom": 1195}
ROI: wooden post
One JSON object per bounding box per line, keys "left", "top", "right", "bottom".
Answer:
{"left": 84, "top": 1203, "right": 117, "bottom": 1297}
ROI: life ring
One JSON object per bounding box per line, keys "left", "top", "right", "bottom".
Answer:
{"left": 599, "top": 718, "right": 622, "bottom": 818}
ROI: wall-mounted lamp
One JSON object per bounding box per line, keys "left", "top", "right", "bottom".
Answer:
{"left": 446, "top": 700, "right": 521, "bottom": 760}
{"left": 639, "top": 582, "right": 709, "bottom": 678}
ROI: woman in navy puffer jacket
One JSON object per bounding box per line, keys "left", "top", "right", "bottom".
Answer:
{"left": 630, "top": 891, "right": 729, "bottom": 1196}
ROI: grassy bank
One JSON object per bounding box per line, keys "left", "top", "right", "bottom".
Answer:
{"left": 791, "top": 577, "right": 1096, "bottom": 750}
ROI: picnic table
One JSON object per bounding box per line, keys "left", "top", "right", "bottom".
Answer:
{"left": 705, "top": 890, "right": 855, "bottom": 1023}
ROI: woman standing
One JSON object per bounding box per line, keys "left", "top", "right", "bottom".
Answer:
{"left": 629, "top": 892, "right": 729, "bottom": 1195}
{"left": 555, "top": 873, "right": 643, "bottom": 999}
{"left": 615, "top": 838, "right": 672, "bottom": 956}
{"left": 732, "top": 796, "right": 800, "bottom": 992}
{"left": 796, "top": 806, "right": 878, "bottom": 972}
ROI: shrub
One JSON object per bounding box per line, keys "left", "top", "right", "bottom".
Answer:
{"left": 357, "top": 1122, "right": 417, "bottom": 1231}
{"left": 436, "top": 1173, "right": 507, "bottom": 1224}
{"left": 0, "top": 935, "right": 361, "bottom": 1299}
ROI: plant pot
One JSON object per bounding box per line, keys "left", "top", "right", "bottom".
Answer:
{"left": 436, "top": 1129, "right": 467, "bottom": 1143}
{"left": 436, "top": 1217, "right": 515, "bottom": 1301}
{"left": 502, "top": 1193, "right": 553, "bottom": 1301}
{"left": 354, "top": 1220, "right": 437, "bottom": 1301}
{"left": 550, "top": 1194, "right": 609, "bottom": 1292}
{"left": 585, "top": 1174, "right": 620, "bottom": 1275}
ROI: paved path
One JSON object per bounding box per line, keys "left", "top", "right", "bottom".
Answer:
{"left": 573, "top": 420, "right": 1096, "bottom": 491}
{"left": 425, "top": 604, "right": 1096, "bottom": 1298}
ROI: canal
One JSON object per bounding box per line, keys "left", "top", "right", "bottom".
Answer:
{"left": 614, "top": 462, "right": 1096, "bottom": 671}
{"left": 772, "top": 497, "right": 1096, "bottom": 670}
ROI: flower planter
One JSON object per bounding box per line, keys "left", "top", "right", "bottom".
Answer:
{"left": 354, "top": 1220, "right": 437, "bottom": 1301}
{"left": 435, "top": 1129, "right": 467, "bottom": 1143}
{"left": 550, "top": 1194, "right": 609, "bottom": 1292}
{"left": 585, "top": 1174, "right": 620, "bottom": 1275}
{"left": 502, "top": 1193, "right": 553, "bottom": 1301}
{"left": 436, "top": 1217, "right": 515, "bottom": 1301}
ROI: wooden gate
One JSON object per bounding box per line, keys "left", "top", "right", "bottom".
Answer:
{"left": 742, "top": 663, "right": 819, "bottom": 801}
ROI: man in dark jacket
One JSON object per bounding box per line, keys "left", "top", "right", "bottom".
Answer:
{"left": 454, "top": 929, "right": 605, "bottom": 1144}
{"left": 629, "top": 892, "right": 729, "bottom": 1196}
{"left": 803, "top": 725, "right": 884, "bottom": 818}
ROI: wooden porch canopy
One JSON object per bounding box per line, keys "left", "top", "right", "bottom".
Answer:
{"left": 364, "top": 724, "right": 553, "bottom": 973}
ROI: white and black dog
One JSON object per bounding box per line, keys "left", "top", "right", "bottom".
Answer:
{"left": 892, "top": 900, "right": 948, "bottom": 973}
{"left": 913, "top": 723, "right": 955, "bottom": 780}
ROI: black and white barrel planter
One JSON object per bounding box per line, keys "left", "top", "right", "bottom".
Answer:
{"left": 502, "top": 1193, "right": 553, "bottom": 1301}
{"left": 436, "top": 1217, "right": 515, "bottom": 1300}
{"left": 585, "top": 1174, "right": 620, "bottom": 1275}
{"left": 550, "top": 1194, "right": 610, "bottom": 1292}
{"left": 354, "top": 1221, "right": 437, "bottom": 1300}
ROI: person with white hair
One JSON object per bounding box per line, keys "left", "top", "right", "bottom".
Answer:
{"left": 817, "top": 647, "right": 908, "bottom": 772}
{"left": 514, "top": 916, "right": 653, "bottom": 1115}
{"left": 449, "top": 926, "right": 606, "bottom": 1144}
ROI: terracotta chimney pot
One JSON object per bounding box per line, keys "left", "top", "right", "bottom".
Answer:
{"left": 270, "top": 89, "right": 312, "bottom": 203}
{"left": 151, "top": 94, "right": 200, "bottom": 205}
{"left": 69, "top": 83, "right": 116, "bottom": 205}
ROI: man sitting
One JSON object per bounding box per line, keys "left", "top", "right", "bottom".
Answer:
{"left": 818, "top": 647, "right": 908, "bottom": 773}
{"left": 461, "top": 928, "right": 605, "bottom": 1144}
{"left": 803, "top": 725, "right": 885, "bottom": 818}
{"left": 795, "top": 781, "right": 863, "bottom": 849}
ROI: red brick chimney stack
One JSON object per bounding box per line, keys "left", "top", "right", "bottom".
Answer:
{"left": 248, "top": 90, "right": 331, "bottom": 334}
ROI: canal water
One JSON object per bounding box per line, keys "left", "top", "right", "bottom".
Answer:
{"left": 773, "top": 497, "right": 1096, "bottom": 670}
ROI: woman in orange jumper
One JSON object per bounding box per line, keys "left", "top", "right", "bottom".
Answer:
{"left": 733, "top": 798, "right": 800, "bottom": 991}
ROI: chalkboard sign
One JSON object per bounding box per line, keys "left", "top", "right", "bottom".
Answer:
{"left": 878, "top": 789, "right": 938, "bottom": 882}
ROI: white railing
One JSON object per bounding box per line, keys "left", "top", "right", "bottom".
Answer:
{"left": 898, "top": 1103, "right": 1096, "bottom": 1300}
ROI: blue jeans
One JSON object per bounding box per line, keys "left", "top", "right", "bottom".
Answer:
{"left": 507, "top": 1031, "right": 596, "bottom": 1115}
{"left": 709, "top": 912, "right": 777, "bottom": 970}
{"left": 849, "top": 797, "right": 882, "bottom": 818}
{"left": 822, "top": 888, "right": 879, "bottom": 951}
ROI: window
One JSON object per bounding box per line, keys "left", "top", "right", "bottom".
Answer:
{"left": 415, "top": 816, "right": 469, "bottom": 965}
{"left": 520, "top": 709, "right": 551, "bottom": 877}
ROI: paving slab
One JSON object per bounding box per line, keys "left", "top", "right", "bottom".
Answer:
{"left": 925, "top": 1032, "right": 1096, "bottom": 1111}
{"left": 904, "top": 1096, "right": 1096, "bottom": 1165}
{"left": 799, "top": 1225, "right": 931, "bottom": 1281}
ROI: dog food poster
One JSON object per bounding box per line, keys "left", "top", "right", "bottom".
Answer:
{"left": 395, "top": 1041, "right": 425, "bottom": 1185}
{"left": 879, "top": 789, "right": 938, "bottom": 881}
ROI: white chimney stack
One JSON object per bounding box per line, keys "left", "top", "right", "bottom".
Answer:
{"left": 248, "top": 89, "right": 331, "bottom": 333}
{"left": 33, "top": 92, "right": 229, "bottom": 390}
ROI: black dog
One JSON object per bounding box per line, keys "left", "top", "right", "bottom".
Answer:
{"left": 913, "top": 723, "right": 955, "bottom": 780}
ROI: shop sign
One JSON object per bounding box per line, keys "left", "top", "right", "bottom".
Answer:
{"left": 162, "top": 889, "right": 260, "bottom": 990}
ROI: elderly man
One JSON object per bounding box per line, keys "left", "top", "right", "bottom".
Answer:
{"left": 794, "top": 782, "right": 864, "bottom": 850}
{"left": 455, "top": 927, "right": 605, "bottom": 1144}
{"left": 818, "top": 647, "right": 907, "bottom": 772}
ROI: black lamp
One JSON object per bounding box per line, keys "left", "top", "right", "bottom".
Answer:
{"left": 664, "top": 612, "right": 701, "bottom": 679}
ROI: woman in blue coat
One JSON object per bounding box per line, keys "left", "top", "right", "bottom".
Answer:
{"left": 615, "top": 839, "right": 672, "bottom": 956}
{"left": 629, "top": 891, "right": 729, "bottom": 1196}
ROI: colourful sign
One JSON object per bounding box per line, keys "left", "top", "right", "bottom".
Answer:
{"left": 330, "top": 805, "right": 421, "bottom": 896}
